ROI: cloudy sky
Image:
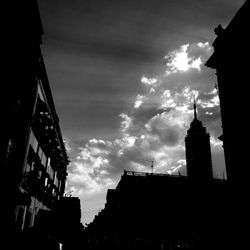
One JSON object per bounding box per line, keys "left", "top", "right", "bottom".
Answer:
{"left": 38, "top": 0, "right": 245, "bottom": 224}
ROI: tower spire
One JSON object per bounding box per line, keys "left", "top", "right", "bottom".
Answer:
{"left": 185, "top": 97, "right": 213, "bottom": 180}
{"left": 193, "top": 99, "right": 197, "bottom": 119}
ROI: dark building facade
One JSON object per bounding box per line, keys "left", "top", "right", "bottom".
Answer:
{"left": 205, "top": 2, "right": 249, "bottom": 247}
{"left": 86, "top": 171, "right": 228, "bottom": 250}
{"left": 12, "top": 73, "right": 69, "bottom": 231}
{"left": 2, "top": 1, "right": 69, "bottom": 243}
{"left": 53, "top": 197, "right": 84, "bottom": 249}
{"left": 205, "top": 0, "right": 249, "bottom": 184}
{"left": 185, "top": 102, "right": 213, "bottom": 180}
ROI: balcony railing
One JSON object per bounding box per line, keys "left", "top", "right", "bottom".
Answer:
{"left": 22, "top": 169, "right": 59, "bottom": 208}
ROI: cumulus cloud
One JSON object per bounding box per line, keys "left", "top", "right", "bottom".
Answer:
{"left": 141, "top": 76, "right": 158, "bottom": 86}
{"left": 66, "top": 41, "right": 225, "bottom": 201}
{"left": 145, "top": 110, "right": 191, "bottom": 146}
{"left": 165, "top": 44, "right": 201, "bottom": 74}
{"left": 119, "top": 113, "right": 133, "bottom": 133}
{"left": 134, "top": 94, "right": 146, "bottom": 109}
{"left": 167, "top": 159, "right": 187, "bottom": 175}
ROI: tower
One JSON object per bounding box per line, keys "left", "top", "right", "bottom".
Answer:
{"left": 185, "top": 101, "right": 213, "bottom": 180}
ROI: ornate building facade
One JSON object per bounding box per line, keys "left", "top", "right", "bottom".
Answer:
{"left": 2, "top": 1, "right": 69, "bottom": 237}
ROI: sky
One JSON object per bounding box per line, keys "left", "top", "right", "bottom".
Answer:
{"left": 38, "top": 0, "right": 245, "bottom": 224}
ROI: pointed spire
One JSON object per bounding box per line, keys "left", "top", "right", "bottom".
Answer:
{"left": 151, "top": 160, "right": 154, "bottom": 174}
{"left": 193, "top": 99, "right": 197, "bottom": 120}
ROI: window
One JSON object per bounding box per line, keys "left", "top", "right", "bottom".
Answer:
{"left": 54, "top": 174, "right": 59, "bottom": 186}
{"left": 25, "top": 162, "right": 32, "bottom": 173}
{"left": 25, "top": 146, "right": 36, "bottom": 173}
{"left": 37, "top": 145, "right": 43, "bottom": 158}
{"left": 45, "top": 177, "right": 48, "bottom": 186}
{"left": 23, "top": 209, "right": 32, "bottom": 229}
{"left": 15, "top": 206, "right": 24, "bottom": 230}
{"left": 29, "top": 131, "right": 38, "bottom": 153}
{"left": 41, "top": 152, "right": 47, "bottom": 168}
{"left": 6, "top": 138, "right": 13, "bottom": 157}
{"left": 57, "top": 180, "right": 61, "bottom": 192}
{"left": 47, "top": 162, "right": 54, "bottom": 179}
{"left": 37, "top": 83, "right": 45, "bottom": 101}
{"left": 47, "top": 157, "right": 51, "bottom": 171}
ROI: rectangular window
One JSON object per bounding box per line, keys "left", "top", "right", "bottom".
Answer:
{"left": 29, "top": 131, "right": 38, "bottom": 153}
{"left": 23, "top": 209, "right": 32, "bottom": 229}
{"left": 45, "top": 177, "right": 48, "bottom": 186}
{"left": 6, "top": 138, "right": 13, "bottom": 157}
{"left": 57, "top": 180, "right": 61, "bottom": 192}
{"left": 52, "top": 170, "right": 56, "bottom": 183}
{"left": 47, "top": 164, "right": 54, "bottom": 180}
{"left": 38, "top": 83, "right": 45, "bottom": 101}
{"left": 26, "top": 163, "right": 31, "bottom": 173}
{"left": 54, "top": 174, "right": 59, "bottom": 186}
{"left": 37, "top": 145, "right": 43, "bottom": 158}
{"left": 41, "top": 152, "right": 47, "bottom": 168}
{"left": 46, "top": 157, "right": 50, "bottom": 171}
{"left": 25, "top": 146, "right": 36, "bottom": 173}
{"left": 15, "top": 206, "right": 25, "bottom": 230}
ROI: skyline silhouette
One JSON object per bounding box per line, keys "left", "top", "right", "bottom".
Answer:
{"left": 3, "top": 1, "right": 249, "bottom": 249}
{"left": 36, "top": 0, "right": 247, "bottom": 224}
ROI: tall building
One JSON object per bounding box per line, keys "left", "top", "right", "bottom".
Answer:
{"left": 2, "top": 0, "right": 69, "bottom": 240}
{"left": 205, "top": 0, "right": 249, "bottom": 184}
{"left": 185, "top": 101, "right": 213, "bottom": 180}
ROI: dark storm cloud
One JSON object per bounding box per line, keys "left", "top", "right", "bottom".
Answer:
{"left": 42, "top": 48, "right": 147, "bottom": 142}
{"left": 147, "top": 113, "right": 182, "bottom": 146}
{"left": 128, "top": 107, "right": 165, "bottom": 136}
{"left": 38, "top": 0, "right": 244, "bottom": 145}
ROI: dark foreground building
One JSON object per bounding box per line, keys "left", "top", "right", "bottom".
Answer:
{"left": 2, "top": 1, "right": 69, "bottom": 249}
{"left": 53, "top": 197, "right": 84, "bottom": 250}
{"left": 205, "top": 0, "right": 249, "bottom": 184}
{"left": 205, "top": 1, "right": 249, "bottom": 248}
{"left": 86, "top": 171, "right": 229, "bottom": 250}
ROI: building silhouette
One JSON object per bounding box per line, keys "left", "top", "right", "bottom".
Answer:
{"left": 2, "top": 1, "right": 69, "bottom": 248}
{"left": 185, "top": 101, "right": 213, "bottom": 180}
{"left": 84, "top": 109, "right": 228, "bottom": 249}
{"left": 53, "top": 197, "right": 84, "bottom": 250}
{"left": 86, "top": 171, "right": 228, "bottom": 250}
{"left": 205, "top": 1, "right": 249, "bottom": 248}
{"left": 205, "top": 0, "right": 249, "bottom": 184}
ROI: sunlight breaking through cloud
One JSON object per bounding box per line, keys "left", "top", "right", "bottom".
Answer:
{"left": 65, "top": 41, "right": 224, "bottom": 201}
{"left": 164, "top": 44, "right": 203, "bottom": 74}
{"left": 164, "top": 42, "right": 211, "bottom": 75}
